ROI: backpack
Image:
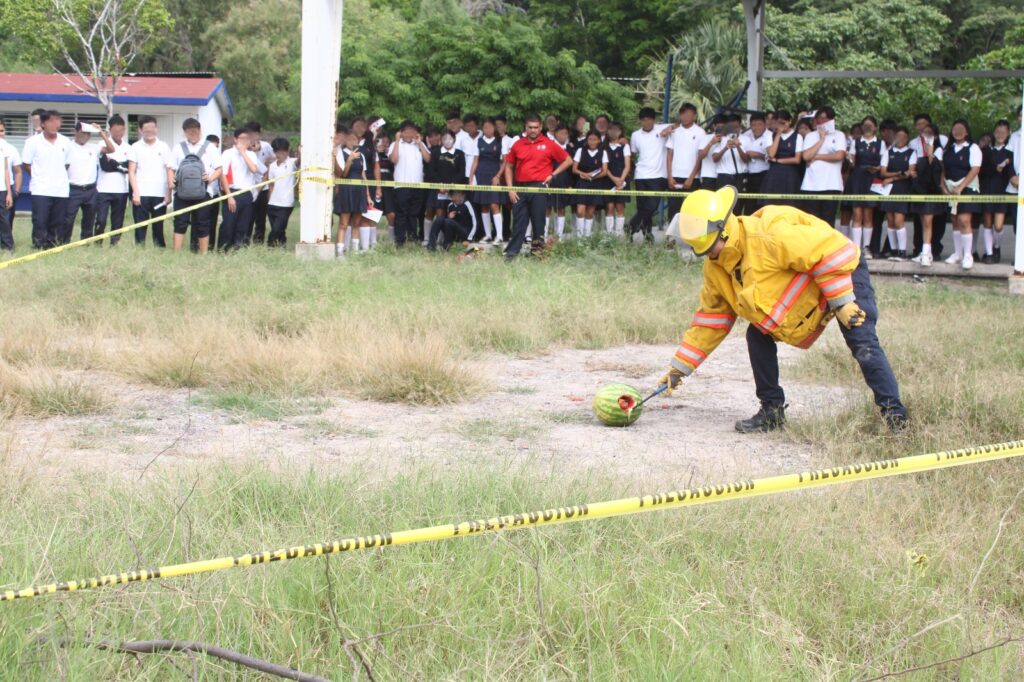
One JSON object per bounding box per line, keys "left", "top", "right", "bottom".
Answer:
{"left": 175, "top": 140, "right": 209, "bottom": 201}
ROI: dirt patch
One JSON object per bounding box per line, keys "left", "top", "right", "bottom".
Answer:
{"left": 1, "top": 334, "right": 855, "bottom": 486}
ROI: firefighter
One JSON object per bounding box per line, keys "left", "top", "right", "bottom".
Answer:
{"left": 659, "top": 185, "right": 908, "bottom": 433}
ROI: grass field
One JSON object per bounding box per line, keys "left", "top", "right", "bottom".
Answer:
{"left": 1, "top": 219, "right": 1023, "bottom": 680}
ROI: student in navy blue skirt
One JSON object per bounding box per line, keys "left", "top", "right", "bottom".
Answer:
{"left": 333, "top": 126, "right": 372, "bottom": 256}
{"left": 910, "top": 123, "right": 945, "bottom": 267}
{"left": 468, "top": 117, "right": 505, "bottom": 242}
{"left": 981, "top": 120, "right": 1014, "bottom": 263}
{"left": 846, "top": 116, "right": 886, "bottom": 258}
{"left": 879, "top": 126, "right": 917, "bottom": 260}
{"left": 546, "top": 123, "right": 573, "bottom": 239}
{"left": 572, "top": 130, "right": 608, "bottom": 237}
{"left": 939, "top": 119, "right": 983, "bottom": 270}
{"left": 603, "top": 121, "right": 632, "bottom": 235}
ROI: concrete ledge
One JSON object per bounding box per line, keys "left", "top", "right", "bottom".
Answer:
{"left": 294, "top": 242, "right": 337, "bottom": 261}
{"left": 1009, "top": 275, "right": 1024, "bottom": 296}
{"left": 867, "top": 259, "right": 1013, "bottom": 280}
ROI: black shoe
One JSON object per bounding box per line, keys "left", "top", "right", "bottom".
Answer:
{"left": 981, "top": 254, "right": 995, "bottom": 264}
{"left": 884, "top": 411, "right": 910, "bottom": 434}
{"left": 735, "top": 403, "right": 787, "bottom": 433}
{"left": 994, "top": 247, "right": 1001, "bottom": 263}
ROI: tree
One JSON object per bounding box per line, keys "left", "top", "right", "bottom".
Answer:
{"left": 640, "top": 18, "right": 747, "bottom": 121}
{"left": 0, "top": 0, "right": 173, "bottom": 119}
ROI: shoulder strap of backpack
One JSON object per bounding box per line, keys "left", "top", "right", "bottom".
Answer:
{"left": 197, "top": 140, "right": 209, "bottom": 158}
{"left": 180, "top": 140, "right": 190, "bottom": 156}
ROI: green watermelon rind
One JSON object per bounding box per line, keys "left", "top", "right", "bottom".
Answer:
{"left": 593, "top": 383, "right": 644, "bottom": 427}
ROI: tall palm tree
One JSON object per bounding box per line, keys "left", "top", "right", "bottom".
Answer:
{"left": 641, "top": 19, "right": 747, "bottom": 121}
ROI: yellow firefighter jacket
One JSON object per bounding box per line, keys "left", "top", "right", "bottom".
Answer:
{"left": 671, "top": 205, "right": 860, "bottom": 377}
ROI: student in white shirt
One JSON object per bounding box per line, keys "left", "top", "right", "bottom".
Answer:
{"left": 388, "top": 120, "right": 431, "bottom": 246}
{"left": 627, "top": 107, "right": 671, "bottom": 241}
{"left": 0, "top": 117, "right": 23, "bottom": 240}
{"left": 664, "top": 103, "right": 709, "bottom": 217}
{"left": 61, "top": 121, "right": 103, "bottom": 245}
{"left": 170, "top": 118, "right": 222, "bottom": 253}
{"left": 127, "top": 115, "right": 175, "bottom": 247}
{"left": 909, "top": 113, "right": 950, "bottom": 260}
{"left": 22, "top": 109, "right": 71, "bottom": 249}
{"left": 799, "top": 106, "right": 847, "bottom": 227}
{"left": 711, "top": 114, "right": 748, "bottom": 200}
{"left": 739, "top": 112, "right": 772, "bottom": 214}
{"left": 0, "top": 140, "right": 11, "bottom": 251}
{"left": 95, "top": 114, "right": 130, "bottom": 246}
{"left": 846, "top": 116, "right": 888, "bottom": 256}
{"left": 699, "top": 116, "right": 722, "bottom": 191}
{"left": 571, "top": 130, "right": 608, "bottom": 237}
{"left": 603, "top": 121, "right": 632, "bottom": 235}
{"left": 218, "top": 126, "right": 267, "bottom": 250}
{"left": 266, "top": 137, "right": 299, "bottom": 248}
{"left": 939, "top": 119, "right": 983, "bottom": 270}
{"left": 246, "top": 121, "right": 275, "bottom": 245}
{"left": 458, "top": 114, "right": 481, "bottom": 182}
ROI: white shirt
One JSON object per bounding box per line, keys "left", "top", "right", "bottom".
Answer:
{"left": 500, "top": 134, "right": 516, "bottom": 158}
{"left": 171, "top": 140, "right": 222, "bottom": 197}
{"left": 909, "top": 134, "right": 949, "bottom": 157}
{"left": 457, "top": 130, "right": 480, "bottom": 178}
{"left": 940, "top": 141, "right": 982, "bottom": 168}
{"left": 66, "top": 140, "right": 101, "bottom": 186}
{"left": 713, "top": 138, "right": 748, "bottom": 175}
{"left": 388, "top": 140, "right": 426, "bottom": 183}
{"left": 800, "top": 129, "right": 847, "bottom": 192}
{"left": 22, "top": 133, "right": 71, "bottom": 198}
{"left": 127, "top": 139, "right": 174, "bottom": 197}
{"left": 255, "top": 140, "right": 275, "bottom": 190}
{"left": 0, "top": 139, "right": 21, "bottom": 187}
{"left": 1009, "top": 130, "right": 1021, "bottom": 193}
{"left": 97, "top": 137, "right": 130, "bottom": 194}
{"left": 740, "top": 129, "right": 772, "bottom": 173}
{"left": 572, "top": 147, "right": 609, "bottom": 173}
{"left": 849, "top": 136, "right": 889, "bottom": 168}
{"left": 629, "top": 124, "right": 671, "bottom": 180}
{"left": 665, "top": 124, "right": 710, "bottom": 179}
{"left": 221, "top": 147, "right": 267, "bottom": 198}
{"left": 268, "top": 157, "right": 298, "bottom": 207}
{"left": 887, "top": 146, "right": 918, "bottom": 168}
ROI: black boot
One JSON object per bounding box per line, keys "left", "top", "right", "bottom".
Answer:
{"left": 884, "top": 411, "right": 910, "bottom": 434}
{"left": 735, "top": 403, "right": 786, "bottom": 433}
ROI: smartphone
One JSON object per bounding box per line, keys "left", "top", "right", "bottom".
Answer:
{"left": 728, "top": 133, "right": 738, "bottom": 140}
{"left": 370, "top": 118, "right": 386, "bottom": 133}
{"left": 79, "top": 122, "right": 100, "bottom": 134}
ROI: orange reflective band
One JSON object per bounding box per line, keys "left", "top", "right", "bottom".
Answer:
{"left": 817, "top": 273, "right": 854, "bottom": 298}
{"left": 811, "top": 243, "right": 858, "bottom": 277}
{"left": 692, "top": 310, "right": 737, "bottom": 330}
{"left": 759, "top": 273, "right": 811, "bottom": 332}
{"left": 674, "top": 342, "right": 708, "bottom": 368}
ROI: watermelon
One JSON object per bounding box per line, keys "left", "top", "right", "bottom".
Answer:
{"left": 593, "top": 383, "right": 644, "bottom": 427}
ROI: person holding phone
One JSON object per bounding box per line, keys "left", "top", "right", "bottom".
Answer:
{"left": 127, "top": 115, "right": 175, "bottom": 247}
{"left": 388, "top": 120, "right": 431, "bottom": 247}
{"left": 799, "top": 106, "right": 847, "bottom": 228}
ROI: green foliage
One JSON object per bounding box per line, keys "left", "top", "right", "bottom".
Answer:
{"left": 960, "top": 17, "right": 1024, "bottom": 123}
{"left": 338, "top": 7, "right": 638, "bottom": 129}
{"left": 204, "top": 0, "right": 301, "bottom": 130}
{"left": 641, "top": 16, "right": 747, "bottom": 120}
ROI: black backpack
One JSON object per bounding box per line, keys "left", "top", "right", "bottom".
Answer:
{"left": 175, "top": 140, "right": 209, "bottom": 201}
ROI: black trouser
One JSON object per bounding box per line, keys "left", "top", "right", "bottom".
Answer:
{"left": 717, "top": 174, "right": 747, "bottom": 214}
{"left": 428, "top": 217, "right": 471, "bottom": 251}
{"left": 95, "top": 192, "right": 128, "bottom": 245}
{"left": 0, "top": 191, "right": 11, "bottom": 251}
{"left": 505, "top": 182, "right": 548, "bottom": 257}
{"left": 173, "top": 195, "right": 211, "bottom": 240}
{"left": 194, "top": 201, "right": 220, "bottom": 251}
{"left": 870, "top": 206, "right": 887, "bottom": 256}
{"left": 394, "top": 188, "right": 423, "bottom": 247}
{"left": 628, "top": 178, "right": 666, "bottom": 240}
{"left": 743, "top": 172, "right": 765, "bottom": 215}
{"left": 746, "top": 256, "right": 906, "bottom": 417}
{"left": 219, "top": 191, "right": 255, "bottom": 250}
{"left": 251, "top": 189, "right": 270, "bottom": 244}
{"left": 667, "top": 177, "right": 699, "bottom": 218}
{"left": 63, "top": 184, "right": 97, "bottom": 243}
{"left": 31, "top": 195, "right": 67, "bottom": 249}
{"left": 266, "top": 205, "right": 293, "bottom": 247}
{"left": 132, "top": 196, "right": 167, "bottom": 247}
{"left": 802, "top": 191, "right": 840, "bottom": 227}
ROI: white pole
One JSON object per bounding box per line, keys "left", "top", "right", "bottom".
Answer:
{"left": 743, "top": 0, "right": 765, "bottom": 111}
{"left": 298, "top": 0, "right": 343, "bottom": 248}
{"left": 1015, "top": 78, "right": 1024, "bottom": 275}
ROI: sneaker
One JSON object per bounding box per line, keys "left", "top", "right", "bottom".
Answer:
{"left": 912, "top": 252, "right": 932, "bottom": 267}
{"left": 864, "top": 250, "right": 874, "bottom": 260}
{"left": 887, "top": 251, "right": 905, "bottom": 262}
{"left": 944, "top": 253, "right": 961, "bottom": 265}
{"left": 962, "top": 253, "right": 973, "bottom": 270}
{"left": 735, "top": 403, "right": 787, "bottom": 434}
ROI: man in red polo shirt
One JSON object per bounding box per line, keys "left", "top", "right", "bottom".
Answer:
{"left": 503, "top": 113, "right": 573, "bottom": 257}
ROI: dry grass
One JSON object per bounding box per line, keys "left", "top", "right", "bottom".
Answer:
{"left": 0, "top": 362, "right": 109, "bottom": 417}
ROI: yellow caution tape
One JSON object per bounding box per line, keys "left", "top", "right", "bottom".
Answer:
{"left": 0, "top": 170, "right": 304, "bottom": 272}
{"left": 314, "top": 173, "right": 1022, "bottom": 204}
{"left": 3, "top": 439, "right": 1022, "bottom": 603}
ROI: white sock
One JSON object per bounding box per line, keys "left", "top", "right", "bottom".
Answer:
{"left": 556, "top": 215, "right": 565, "bottom": 237}
{"left": 922, "top": 243, "right": 932, "bottom": 255}
{"left": 424, "top": 218, "right": 434, "bottom": 242}
{"left": 370, "top": 227, "right": 378, "bottom": 247}
{"left": 615, "top": 215, "right": 625, "bottom": 234}
{"left": 493, "top": 213, "right": 503, "bottom": 241}
{"left": 993, "top": 229, "right": 1005, "bottom": 249}
{"left": 587, "top": 218, "right": 595, "bottom": 236}
{"left": 983, "top": 227, "right": 994, "bottom": 255}
{"left": 887, "top": 229, "right": 898, "bottom": 250}
{"left": 359, "top": 226, "right": 372, "bottom": 251}
{"left": 481, "top": 212, "right": 493, "bottom": 240}
{"left": 344, "top": 225, "right": 353, "bottom": 252}
{"left": 862, "top": 227, "right": 873, "bottom": 249}
{"left": 896, "top": 227, "right": 907, "bottom": 251}
{"left": 605, "top": 215, "right": 613, "bottom": 232}
{"left": 838, "top": 224, "right": 851, "bottom": 239}
{"left": 850, "top": 226, "right": 863, "bottom": 248}
{"left": 961, "top": 232, "right": 973, "bottom": 259}
{"left": 951, "top": 231, "right": 963, "bottom": 259}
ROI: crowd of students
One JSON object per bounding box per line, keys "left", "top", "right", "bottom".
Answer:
{"left": 0, "top": 109, "right": 297, "bottom": 254}
{"left": 2, "top": 104, "right": 1020, "bottom": 267}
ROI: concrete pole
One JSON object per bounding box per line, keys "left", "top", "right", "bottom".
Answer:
{"left": 743, "top": 0, "right": 765, "bottom": 111}
{"left": 297, "top": 0, "right": 343, "bottom": 258}
{"left": 1015, "top": 79, "right": 1024, "bottom": 278}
